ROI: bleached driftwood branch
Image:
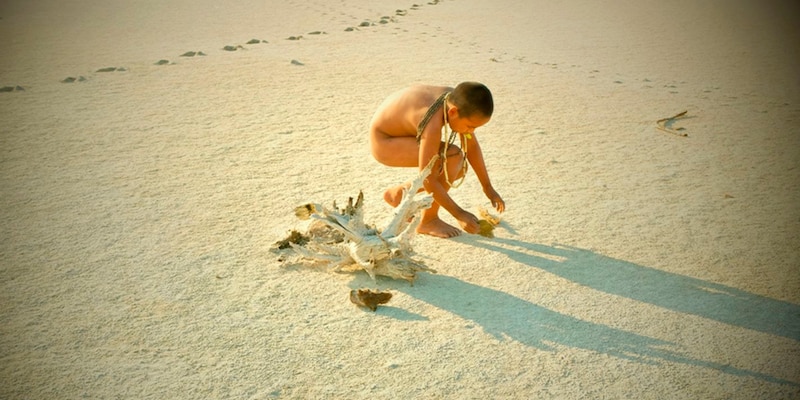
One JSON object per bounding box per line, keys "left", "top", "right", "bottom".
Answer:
{"left": 273, "top": 156, "right": 439, "bottom": 283}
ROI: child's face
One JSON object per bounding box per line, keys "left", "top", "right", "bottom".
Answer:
{"left": 449, "top": 112, "right": 491, "bottom": 135}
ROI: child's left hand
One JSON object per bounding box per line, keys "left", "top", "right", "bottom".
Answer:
{"left": 484, "top": 187, "right": 505, "bottom": 213}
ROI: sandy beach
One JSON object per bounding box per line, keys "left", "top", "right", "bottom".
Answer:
{"left": 1, "top": 0, "right": 799, "bottom": 398}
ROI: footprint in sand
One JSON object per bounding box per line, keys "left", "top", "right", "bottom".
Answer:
{"left": 180, "top": 51, "right": 207, "bottom": 57}
{"left": 0, "top": 85, "right": 25, "bottom": 92}
{"left": 96, "top": 67, "right": 126, "bottom": 72}
{"left": 225, "top": 39, "right": 267, "bottom": 50}
{"left": 664, "top": 83, "right": 680, "bottom": 94}
{"left": 61, "top": 76, "right": 88, "bottom": 83}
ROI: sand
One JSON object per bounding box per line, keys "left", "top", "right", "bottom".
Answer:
{"left": 1, "top": 0, "right": 799, "bottom": 398}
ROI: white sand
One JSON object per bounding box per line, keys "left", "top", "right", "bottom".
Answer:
{"left": 1, "top": 0, "right": 799, "bottom": 398}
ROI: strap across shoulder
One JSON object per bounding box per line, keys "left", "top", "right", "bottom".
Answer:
{"left": 415, "top": 91, "right": 450, "bottom": 143}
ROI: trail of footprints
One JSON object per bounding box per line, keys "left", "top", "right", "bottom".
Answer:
{"left": 1, "top": 0, "right": 741, "bottom": 105}
{"left": 1, "top": 1, "right": 444, "bottom": 91}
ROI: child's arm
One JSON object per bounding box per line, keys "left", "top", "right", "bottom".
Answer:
{"left": 466, "top": 134, "right": 505, "bottom": 213}
{"left": 418, "top": 128, "right": 480, "bottom": 233}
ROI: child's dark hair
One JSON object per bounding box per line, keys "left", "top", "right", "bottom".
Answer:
{"left": 451, "top": 82, "right": 493, "bottom": 118}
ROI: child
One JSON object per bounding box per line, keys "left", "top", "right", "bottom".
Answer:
{"left": 369, "top": 82, "right": 505, "bottom": 238}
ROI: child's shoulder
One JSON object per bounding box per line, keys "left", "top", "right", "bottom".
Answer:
{"left": 394, "top": 84, "right": 453, "bottom": 107}
{"left": 407, "top": 84, "right": 453, "bottom": 96}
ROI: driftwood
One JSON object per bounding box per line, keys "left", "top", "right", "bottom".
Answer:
{"left": 273, "top": 156, "right": 439, "bottom": 283}
{"left": 656, "top": 110, "right": 689, "bottom": 137}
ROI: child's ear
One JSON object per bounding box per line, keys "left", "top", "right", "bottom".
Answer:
{"left": 448, "top": 105, "right": 460, "bottom": 119}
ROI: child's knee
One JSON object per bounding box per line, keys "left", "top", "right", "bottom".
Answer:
{"left": 442, "top": 150, "right": 465, "bottom": 178}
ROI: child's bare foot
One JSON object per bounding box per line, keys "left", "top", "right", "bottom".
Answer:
{"left": 417, "top": 217, "right": 461, "bottom": 238}
{"left": 383, "top": 184, "right": 409, "bottom": 207}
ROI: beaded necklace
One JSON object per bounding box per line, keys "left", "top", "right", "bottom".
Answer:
{"left": 441, "top": 93, "right": 469, "bottom": 188}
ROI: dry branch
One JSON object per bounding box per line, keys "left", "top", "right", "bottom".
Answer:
{"left": 656, "top": 110, "right": 689, "bottom": 137}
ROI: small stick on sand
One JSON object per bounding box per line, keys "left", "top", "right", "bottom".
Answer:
{"left": 656, "top": 110, "right": 689, "bottom": 137}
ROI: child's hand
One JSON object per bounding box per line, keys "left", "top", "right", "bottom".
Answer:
{"left": 456, "top": 211, "right": 481, "bottom": 234}
{"left": 484, "top": 187, "right": 505, "bottom": 213}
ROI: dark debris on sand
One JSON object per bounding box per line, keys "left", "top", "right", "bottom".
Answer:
{"left": 273, "top": 230, "right": 310, "bottom": 250}
{"left": 349, "top": 289, "right": 393, "bottom": 312}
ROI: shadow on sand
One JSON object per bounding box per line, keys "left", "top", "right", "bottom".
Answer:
{"left": 469, "top": 237, "right": 800, "bottom": 342}
{"left": 389, "top": 237, "right": 800, "bottom": 386}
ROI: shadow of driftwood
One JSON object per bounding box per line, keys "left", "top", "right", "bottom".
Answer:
{"left": 391, "top": 238, "right": 799, "bottom": 386}
{"left": 466, "top": 237, "right": 800, "bottom": 342}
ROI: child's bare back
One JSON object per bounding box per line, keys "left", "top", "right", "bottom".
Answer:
{"left": 369, "top": 83, "right": 505, "bottom": 238}
{"left": 369, "top": 85, "right": 451, "bottom": 166}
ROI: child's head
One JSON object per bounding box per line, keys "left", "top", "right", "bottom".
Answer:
{"left": 450, "top": 82, "right": 493, "bottom": 119}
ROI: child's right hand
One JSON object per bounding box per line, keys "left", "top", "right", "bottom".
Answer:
{"left": 457, "top": 211, "right": 480, "bottom": 234}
